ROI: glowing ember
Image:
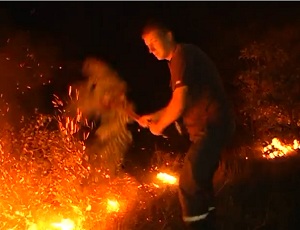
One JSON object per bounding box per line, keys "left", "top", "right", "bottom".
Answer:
{"left": 0, "top": 43, "right": 185, "bottom": 229}
{"left": 51, "top": 219, "right": 75, "bottom": 230}
{"left": 263, "top": 138, "right": 300, "bottom": 159}
{"left": 294, "top": 139, "right": 299, "bottom": 150}
{"left": 156, "top": 172, "right": 178, "bottom": 185}
{"left": 106, "top": 199, "right": 120, "bottom": 213}
{"left": 0, "top": 116, "right": 179, "bottom": 229}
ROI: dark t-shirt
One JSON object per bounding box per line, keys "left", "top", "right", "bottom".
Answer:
{"left": 168, "top": 43, "right": 233, "bottom": 140}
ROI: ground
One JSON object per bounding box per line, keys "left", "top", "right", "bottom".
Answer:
{"left": 123, "top": 145, "right": 300, "bottom": 230}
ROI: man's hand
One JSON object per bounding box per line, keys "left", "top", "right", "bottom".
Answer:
{"left": 149, "top": 122, "right": 164, "bottom": 136}
{"left": 137, "top": 114, "right": 153, "bottom": 128}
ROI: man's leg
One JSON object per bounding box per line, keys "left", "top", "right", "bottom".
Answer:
{"left": 178, "top": 136, "right": 220, "bottom": 230}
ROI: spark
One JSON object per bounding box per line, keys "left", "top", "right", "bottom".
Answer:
{"left": 68, "top": 86, "right": 72, "bottom": 97}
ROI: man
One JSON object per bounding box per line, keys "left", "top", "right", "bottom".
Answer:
{"left": 138, "top": 20, "right": 235, "bottom": 229}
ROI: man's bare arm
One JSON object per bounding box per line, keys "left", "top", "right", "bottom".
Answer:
{"left": 156, "top": 86, "right": 188, "bottom": 130}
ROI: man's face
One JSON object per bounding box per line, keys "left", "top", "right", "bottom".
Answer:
{"left": 142, "top": 29, "right": 172, "bottom": 60}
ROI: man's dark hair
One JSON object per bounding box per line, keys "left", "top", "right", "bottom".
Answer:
{"left": 141, "top": 18, "right": 173, "bottom": 36}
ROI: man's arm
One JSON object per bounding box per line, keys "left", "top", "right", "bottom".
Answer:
{"left": 153, "top": 86, "right": 188, "bottom": 132}
{"left": 150, "top": 107, "right": 167, "bottom": 122}
{"left": 137, "top": 107, "right": 167, "bottom": 128}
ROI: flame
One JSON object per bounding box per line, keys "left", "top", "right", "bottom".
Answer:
{"left": 263, "top": 138, "right": 300, "bottom": 159}
{"left": 0, "top": 117, "right": 178, "bottom": 229}
{"left": 294, "top": 139, "right": 299, "bottom": 149}
{"left": 106, "top": 199, "right": 120, "bottom": 213}
{"left": 156, "top": 172, "right": 178, "bottom": 185}
{"left": 0, "top": 44, "right": 185, "bottom": 229}
{"left": 51, "top": 219, "right": 75, "bottom": 230}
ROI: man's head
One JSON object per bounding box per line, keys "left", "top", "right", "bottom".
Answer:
{"left": 141, "top": 20, "right": 176, "bottom": 61}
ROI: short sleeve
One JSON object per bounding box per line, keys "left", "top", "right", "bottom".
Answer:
{"left": 168, "top": 44, "right": 191, "bottom": 91}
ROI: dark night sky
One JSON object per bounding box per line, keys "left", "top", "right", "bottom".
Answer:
{"left": 1, "top": 2, "right": 300, "bottom": 113}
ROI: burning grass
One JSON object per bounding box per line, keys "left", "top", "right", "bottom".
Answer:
{"left": 262, "top": 137, "right": 300, "bottom": 159}
{"left": 0, "top": 114, "right": 182, "bottom": 230}
{"left": 1, "top": 113, "right": 299, "bottom": 229}
{"left": 1, "top": 29, "right": 299, "bottom": 229}
{"left": 0, "top": 60, "right": 298, "bottom": 228}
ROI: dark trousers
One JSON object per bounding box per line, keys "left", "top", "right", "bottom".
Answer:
{"left": 179, "top": 119, "right": 235, "bottom": 229}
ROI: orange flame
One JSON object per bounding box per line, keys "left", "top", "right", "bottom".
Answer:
{"left": 263, "top": 138, "right": 300, "bottom": 159}
{"left": 156, "top": 172, "right": 178, "bottom": 185}
{"left": 51, "top": 218, "right": 75, "bottom": 230}
{"left": 106, "top": 199, "right": 120, "bottom": 213}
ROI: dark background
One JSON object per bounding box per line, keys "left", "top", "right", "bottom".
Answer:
{"left": 1, "top": 2, "right": 299, "bottom": 112}
{"left": 0, "top": 2, "right": 300, "bottom": 154}
{"left": 1, "top": 3, "right": 300, "bottom": 229}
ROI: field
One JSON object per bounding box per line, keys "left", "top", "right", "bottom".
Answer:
{"left": 123, "top": 144, "right": 300, "bottom": 230}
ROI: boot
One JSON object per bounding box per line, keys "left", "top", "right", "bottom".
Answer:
{"left": 206, "top": 209, "right": 217, "bottom": 230}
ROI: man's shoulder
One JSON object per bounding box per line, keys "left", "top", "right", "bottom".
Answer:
{"left": 180, "top": 43, "right": 207, "bottom": 58}
{"left": 181, "top": 43, "right": 201, "bottom": 51}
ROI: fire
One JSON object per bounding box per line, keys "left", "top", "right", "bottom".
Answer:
{"left": 0, "top": 115, "right": 180, "bottom": 229}
{"left": 51, "top": 219, "right": 75, "bottom": 230}
{"left": 294, "top": 139, "right": 299, "bottom": 149}
{"left": 106, "top": 199, "right": 120, "bottom": 213}
{"left": 263, "top": 138, "right": 300, "bottom": 159}
{"left": 156, "top": 172, "right": 178, "bottom": 185}
{"left": 0, "top": 42, "right": 185, "bottom": 229}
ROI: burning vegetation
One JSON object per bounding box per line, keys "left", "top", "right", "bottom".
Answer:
{"left": 0, "top": 24, "right": 299, "bottom": 230}
{"left": 0, "top": 113, "right": 181, "bottom": 229}
{"left": 262, "top": 137, "right": 300, "bottom": 159}
{"left": 0, "top": 49, "right": 181, "bottom": 229}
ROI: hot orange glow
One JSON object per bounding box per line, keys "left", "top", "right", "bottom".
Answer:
{"left": 0, "top": 44, "right": 185, "bottom": 230}
{"left": 156, "top": 172, "right": 178, "bottom": 185}
{"left": 51, "top": 219, "right": 75, "bottom": 230}
{"left": 263, "top": 138, "right": 300, "bottom": 159}
{"left": 106, "top": 199, "right": 120, "bottom": 213}
{"left": 293, "top": 139, "right": 299, "bottom": 150}
{"left": 0, "top": 114, "right": 180, "bottom": 229}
